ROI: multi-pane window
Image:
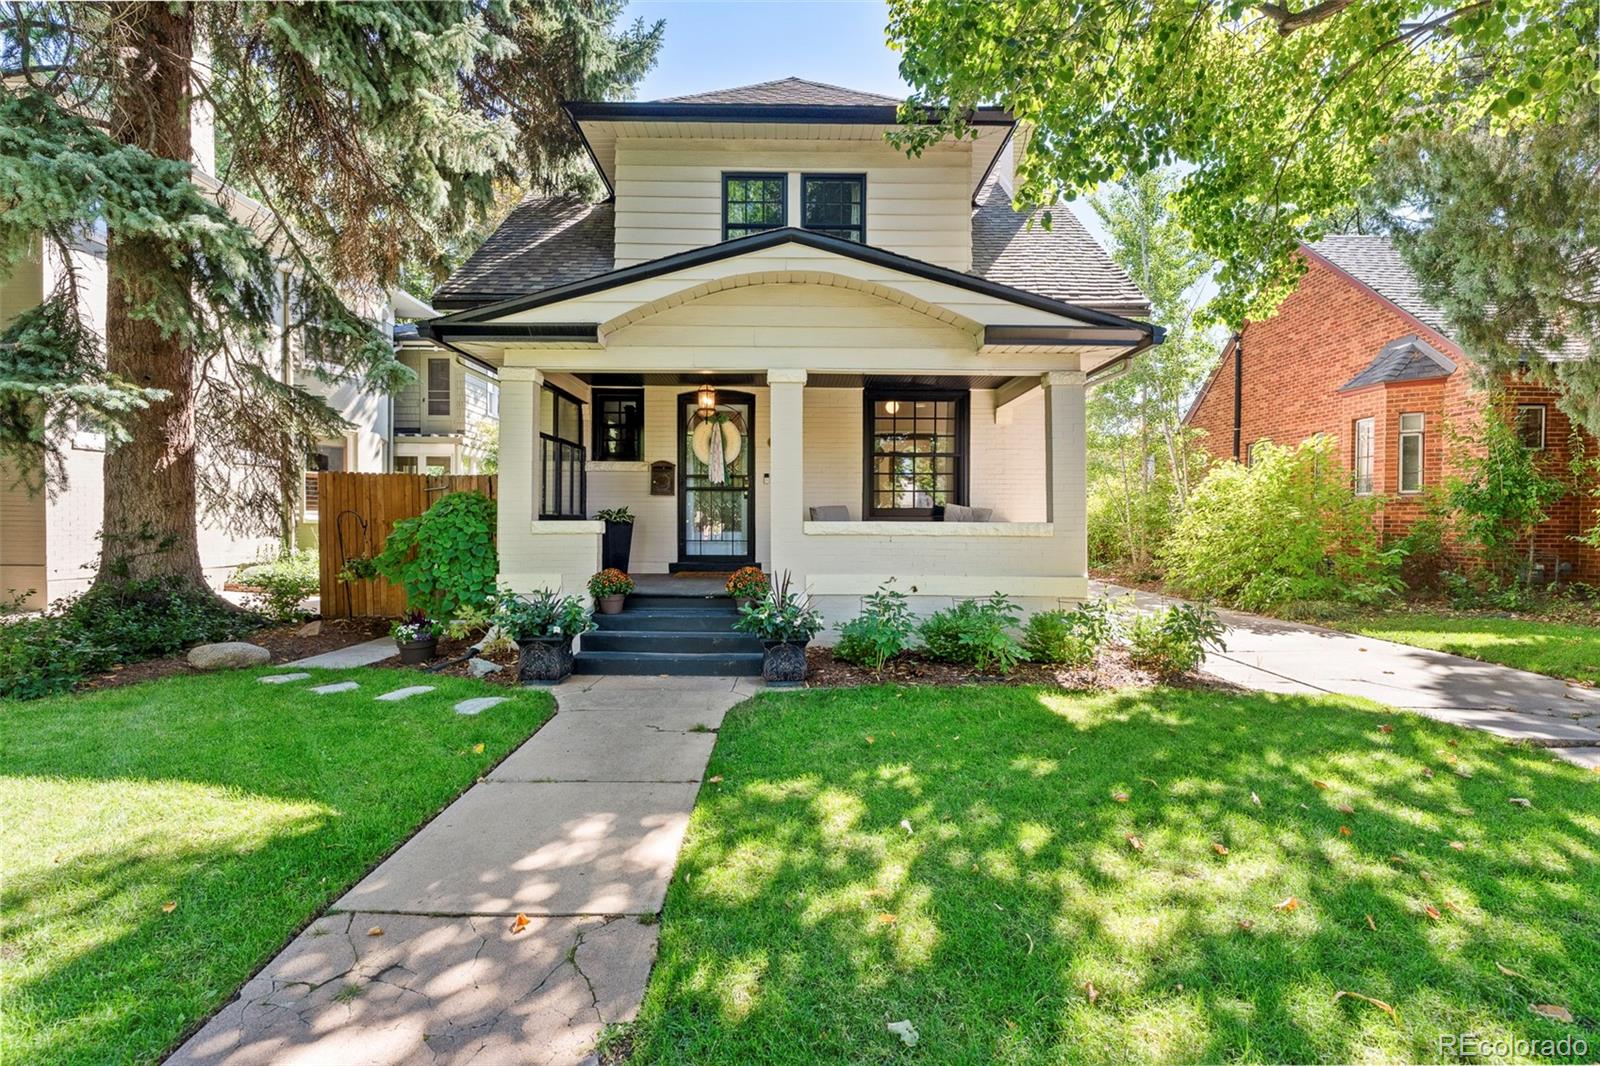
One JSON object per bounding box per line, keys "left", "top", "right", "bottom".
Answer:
{"left": 1516, "top": 404, "right": 1547, "bottom": 450}
{"left": 540, "top": 386, "right": 586, "bottom": 518}
{"left": 1398, "top": 412, "right": 1424, "bottom": 493}
{"left": 592, "top": 388, "right": 644, "bottom": 462}
{"left": 427, "top": 358, "right": 451, "bottom": 416}
{"left": 1352, "top": 417, "right": 1375, "bottom": 494}
{"left": 802, "top": 174, "right": 866, "bottom": 243}
{"left": 865, "top": 392, "right": 966, "bottom": 518}
{"left": 723, "top": 174, "right": 786, "bottom": 239}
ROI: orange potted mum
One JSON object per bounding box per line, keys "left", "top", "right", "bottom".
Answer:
{"left": 587, "top": 568, "right": 635, "bottom": 614}
{"left": 725, "top": 566, "right": 768, "bottom": 610}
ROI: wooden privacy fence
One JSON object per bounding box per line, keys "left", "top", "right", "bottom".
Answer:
{"left": 317, "top": 472, "right": 498, "bottom": 619}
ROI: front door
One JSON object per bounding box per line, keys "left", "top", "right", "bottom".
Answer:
{"left": 677, "top": 390, "right": 756, "bottom": 569}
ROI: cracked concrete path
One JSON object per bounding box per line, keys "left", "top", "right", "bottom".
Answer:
{"left": 1095, "top": 582, "right": 1600, "bottom": 766}
{"left": 171, "top": 675, "right": 756, "bottom": 1066}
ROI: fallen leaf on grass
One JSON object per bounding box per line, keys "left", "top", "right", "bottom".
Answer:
{"left": 367, "top": 926, "right": 383, "bottom": 937}
{"left": 877, "top": 913, "right": 897, "bottom": 925}
{"left": 472, "top": 743, "right": 484, "bottom": 754}
{"left": 1237, "top": 919, "right": 1255, "bottom": 931}
{"left": 1313, "top": 780, "right": 1330, "bottom": 790}
{"left": 1366, "top": 914, "right": 1377, "bottom": 931}
{"left": 1274, "top": 896, "right": 1300, "bottom": 912}
{"left": 1250, "top": 791, "right": 1261, "bottom": 807}
{"left": 1111, "top": 791, "right": 1130, "bottom": 803}
{"left": 865, "top": 735, "right": 875, "bottom": 745}
{"left": 1083, "top": 981, "right": 1099, "bottom": 1004}
{"left": 1334, "top": 990, "right": 1396, "bottom": 1017}
{"left": 1126, "top": 834, "right": 1144, "bottom": 852}
{"left": 1422, "top": 768, "right": 1435, "bottom": 779}
{"left": 161, "top": 901, "right": 177, "bottom": 914}
{"left": 1531, "top": 1004, "right": 1574, "bottom": 1023}
{"left": 886, "top": 1019, "right": 920, "bottom": 1047}
{"left": 1423, "top": 904, "right": 1442, "bottom": 921}
{"left": 1508, "top": 797, "right": 1533, "bottom": 808}
{"left": 510, "top": 913, "right": 529, "bottom": 934}
{"left": 900, "top": 819, "right": 913, "bottom": 834}
{"left": 1496, "top": 962, "right": 1524, "bottom": 978}
{"left": 1448, "top": 841, "right": 1466, "bottom": 851}
{"left": 1379, "top": 723, "right": 1394, "bottom": 734}
{"left": 708, "top": 775, "right": 723, "bottom": 784}
{"left": 1336, "top": 802, "right": 1355, "bottom": 815}
{"left": 1339, "top": 825, "right": 1352, "bottom": 837}
{"left": 1212, "top": 842, "right": 1230, "bottom": 856}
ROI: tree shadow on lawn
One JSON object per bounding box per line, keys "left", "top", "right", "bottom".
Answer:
{"left": 0, "top": 668, "right": 552, "bottom": 1066}
{"left": 633, "top": 686, "right": 1600, "bottom": 1064}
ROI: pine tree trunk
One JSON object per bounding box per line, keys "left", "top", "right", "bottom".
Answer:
{"left": 96, "top": 3, "right": 213, "bottom": 598}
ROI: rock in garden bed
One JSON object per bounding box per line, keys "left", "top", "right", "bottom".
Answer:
{"left": 187, "top": 642, "right": 272, "bottom": 670}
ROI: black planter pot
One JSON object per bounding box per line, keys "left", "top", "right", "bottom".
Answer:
{"left": 601, "top": 520, "right": 634, "bottom": 573}
{"left": 396, "top": 636, "right": 437, "bottom": 665}
{"left": 518, "top": 636, "right": 575, "bottom": 684}
{"left": 760, "top": 639, "right": 809, "bottom": 685}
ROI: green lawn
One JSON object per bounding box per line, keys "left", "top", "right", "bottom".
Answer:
{"left": 632, "top": 686, "right": 1600, "bottom": 1064}
{"left": 1331, "top": 613, "right": 1600, "bottom": 685}
{"left": 1, "top": 668, "right": 553, "bottom": 1066}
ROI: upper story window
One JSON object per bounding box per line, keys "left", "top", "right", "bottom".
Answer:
{"left": 723, "top": 174, "right": 786, "bottom": 239}
{"left": 427, "top": 357, "right": 451, "bottom": 416}
{"left": 1352, "top": 417, "right": 1374, "bottom": 495}
{"left": 802, "top": 174, "right": 866, "bottom": 243}
{"left": 1516, "top": 404, "right": 1546, "bottom": 450}
{"left": 593, "top": 388, "right": 645, "bottom": 462}
{"left": 1398, "top": 412, "right": 1425, "bottom": 493}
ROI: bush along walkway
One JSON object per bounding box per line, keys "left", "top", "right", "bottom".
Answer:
{"left": 1095, "top": 582, "right": 1600, "bottom": 770}
{"left": 170, "top": 673, "right": 759, "bottom": 1066}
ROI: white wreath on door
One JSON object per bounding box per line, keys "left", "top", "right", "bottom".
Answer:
{"left": 690, "top": 418, "right": 743, "bottom": 466}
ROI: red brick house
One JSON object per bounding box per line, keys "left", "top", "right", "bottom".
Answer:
{"left": 1185, "top": 234, "right": 1597, "bottom": 583}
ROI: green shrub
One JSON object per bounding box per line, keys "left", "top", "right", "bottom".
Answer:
{"left": 1124, "top": 602, "right": 1226, "bottom": 679}
{"left": 492, "top": 587, "right": 594, "bottom": 642}
{"left": 1022, "top": 598, "right": 1115, "bottom": 667}
{"left": 834, "top": 580, "right": 916, "bottom": 671}
{"left": 375, "top": 491, "right": 497, "bottom": 615}
{"left": 919, "top": 593, "right": 1026, "bottom": 673}
{"left": 235, "top": 551, "right": 318, "bottom": 622}
{"left": 0, "top": 581, "right": 257, "bottom": 700}
{"left": 1163, "top": 436, "right": 1402, "bottom": 611}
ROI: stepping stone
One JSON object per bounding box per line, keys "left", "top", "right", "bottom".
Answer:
{"left": 310, "top": 681, "right": 360, "bottom": 695}
{"left": 454, "top": 696, "right": 509, "bottom": 716}
{"left": 376, "top": 685, "right": 435, "bottom": 702}
{"left": 258, "top": 672, "right": 311, "bottom": 685}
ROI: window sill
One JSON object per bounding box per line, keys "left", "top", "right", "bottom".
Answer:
{"left": 803, "top": 521, "right": 1053, "bottom": 537}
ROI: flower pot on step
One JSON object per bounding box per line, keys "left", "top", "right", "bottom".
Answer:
{"left": 597, "top": 594, "right": 626, "bottom": 615}
{"left": 761, "top": 639, "right": 809, "bottom": 685}
{"left": 519, "top": 635, "right": 575, "bottom": 684}
{"left": 396, "top": 636, "right": 437, "bottom": 665}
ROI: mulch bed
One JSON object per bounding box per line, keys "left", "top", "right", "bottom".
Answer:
{"left": 804, "top": 645, "right": 1239, "bottom": 693}
{"left": 368, "top": 637, "right": 524, "bottom": 686}
{"left": 77, "top": 617, "right": 391, "bottom": 692}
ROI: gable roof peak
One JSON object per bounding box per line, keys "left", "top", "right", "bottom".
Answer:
{"left": 660, "top": 76, "right": 903, "bottom": 107}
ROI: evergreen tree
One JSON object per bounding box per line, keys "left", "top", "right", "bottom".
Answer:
{"left": 0, "top": 1, "right": 660, "bottom": 596}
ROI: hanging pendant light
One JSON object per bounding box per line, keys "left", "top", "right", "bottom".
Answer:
{"left": 696, "top": 383, "right": 718, "bottom": 411}
{"left": 883, "top": 399, "right": 901, "bottom": 415}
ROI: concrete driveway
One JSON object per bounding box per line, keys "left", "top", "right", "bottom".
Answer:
{"left": 1096, "top": 581, "right": 1600, "bottom": 769}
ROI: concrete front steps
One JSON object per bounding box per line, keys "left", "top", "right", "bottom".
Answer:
{"left": 574, "top": 590, "right": 763, "bottom": 676}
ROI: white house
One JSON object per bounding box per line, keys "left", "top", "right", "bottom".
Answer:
{"left": 423, "top": 78, "right": 1159, "bottom": 654}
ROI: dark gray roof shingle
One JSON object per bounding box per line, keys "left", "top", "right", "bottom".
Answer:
{"left": 970, "top": 178, "right": 1150, "bottom": 316}
{"left": 432, "top": 198, "right": 614, "bottom": 309}
{"left": 662, "top": 77, "right": 902, "bottom": 106}
{"left": 1310, "top": 235, "right": 1455, "bottom": 341}
{"left": 1338, "top": 334, "right": 1457, "bottom": 392}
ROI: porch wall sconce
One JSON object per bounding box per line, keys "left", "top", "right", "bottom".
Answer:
{"left": 696, "top": 383, "right": 718, "bottom": 411}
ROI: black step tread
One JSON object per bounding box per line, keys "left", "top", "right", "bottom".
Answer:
{"left": 572, "top": 649, "right": 762, "bottom": 676}
{"left": 595, "top": 610, "right": 740, "bottom": 632}
{"left": 583, "top": 630, "right": 762, "bottom": 653}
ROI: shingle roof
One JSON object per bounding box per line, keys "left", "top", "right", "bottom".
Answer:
{"left": 1338, "top": 334, "right": 1457, "bottom": 392}
{"left": 432, "top": 197, "right": 614, "bottom": 309}
{"left": 432, "top": 178, "right": 1151, "bottom": 320}
{"left": 661, "top": 77, "right": 902, "bottom": 106}
{"left": 1310, "top": 234, "right": 1455, "bottom": 341}
{"left": 970, "top": 177, "right": 1151, "bottom": 317}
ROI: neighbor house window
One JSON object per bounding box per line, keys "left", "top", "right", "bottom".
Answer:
{"left": 1516, "top": 404, "right": 1547, "bottom": 450}
{"left": 395, "top": 456, "right": 418, "bottom": 473}
{"left": 802, "top": 174, "right": 866, "bottom": 243}
{"left": 540, "top": 385, "right": 586, "bottom": 518}
{"left": 1247, "top": 438, "right": 1269, "bottom": 465}
{"left": 1352, "top": 417, "right": 1375, "bottom": 494}
{"left": 592, "top": 388, "right": 644, "bottom": 462}
{"left": 864, "top": 390, "right": 967, "bottom": 518}
{"left": 427, "top": 358, "right": 451, "bottom": 416}
{"left": 1398, "top": 412, "right": 1425, "bottom": 493}
{"left": 723, "top": 174, "right": 786, "bottom": 239}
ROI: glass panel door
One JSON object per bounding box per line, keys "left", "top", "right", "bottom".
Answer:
{"left": 679, "top": 392, "right": 755, "bottom": 567}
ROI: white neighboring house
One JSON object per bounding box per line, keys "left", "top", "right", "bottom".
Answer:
{"left": 389, "top": 311, "right": 500, "bottom": 476}
{"left": 422, "top": 78, "right": 1161, "bottom": 642}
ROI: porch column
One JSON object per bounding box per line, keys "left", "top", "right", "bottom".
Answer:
{"left": 766, "top": 368, "right": 807, "bottom": 584}
{"left": 498, "top": 367, "right": 544, "bottom": 584}
{"left": 1042, "top": 370, "right": 1088, "bottom": 581}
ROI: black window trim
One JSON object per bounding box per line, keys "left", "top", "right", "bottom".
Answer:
{"left": 721, "top": 171, "right": 787, "bottom": 241}
{"left": 801, "top": 172, "right": 867, "bottom": 243}
{"left": 861, "top": 386, "right": 970, "bottom": 520}
{"left": 540, "top": 382, "right": 587, "bottom": 520}
{"left": 591, "top": 386, "right": 646, "bottom": 462}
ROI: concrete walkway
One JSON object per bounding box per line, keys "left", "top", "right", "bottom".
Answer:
{"left": 1096, "top": 581, "right": 1600, "bottom": 769}
{"left": 289, "top": 637, "right": 398, "bottom": 669}
{"left": 172, "top": 674, "right": 759, "bottom": 1066}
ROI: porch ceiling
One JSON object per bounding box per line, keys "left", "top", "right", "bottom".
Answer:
{"left": 577, "top": 372, "right": 1018, "bottom": 389}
